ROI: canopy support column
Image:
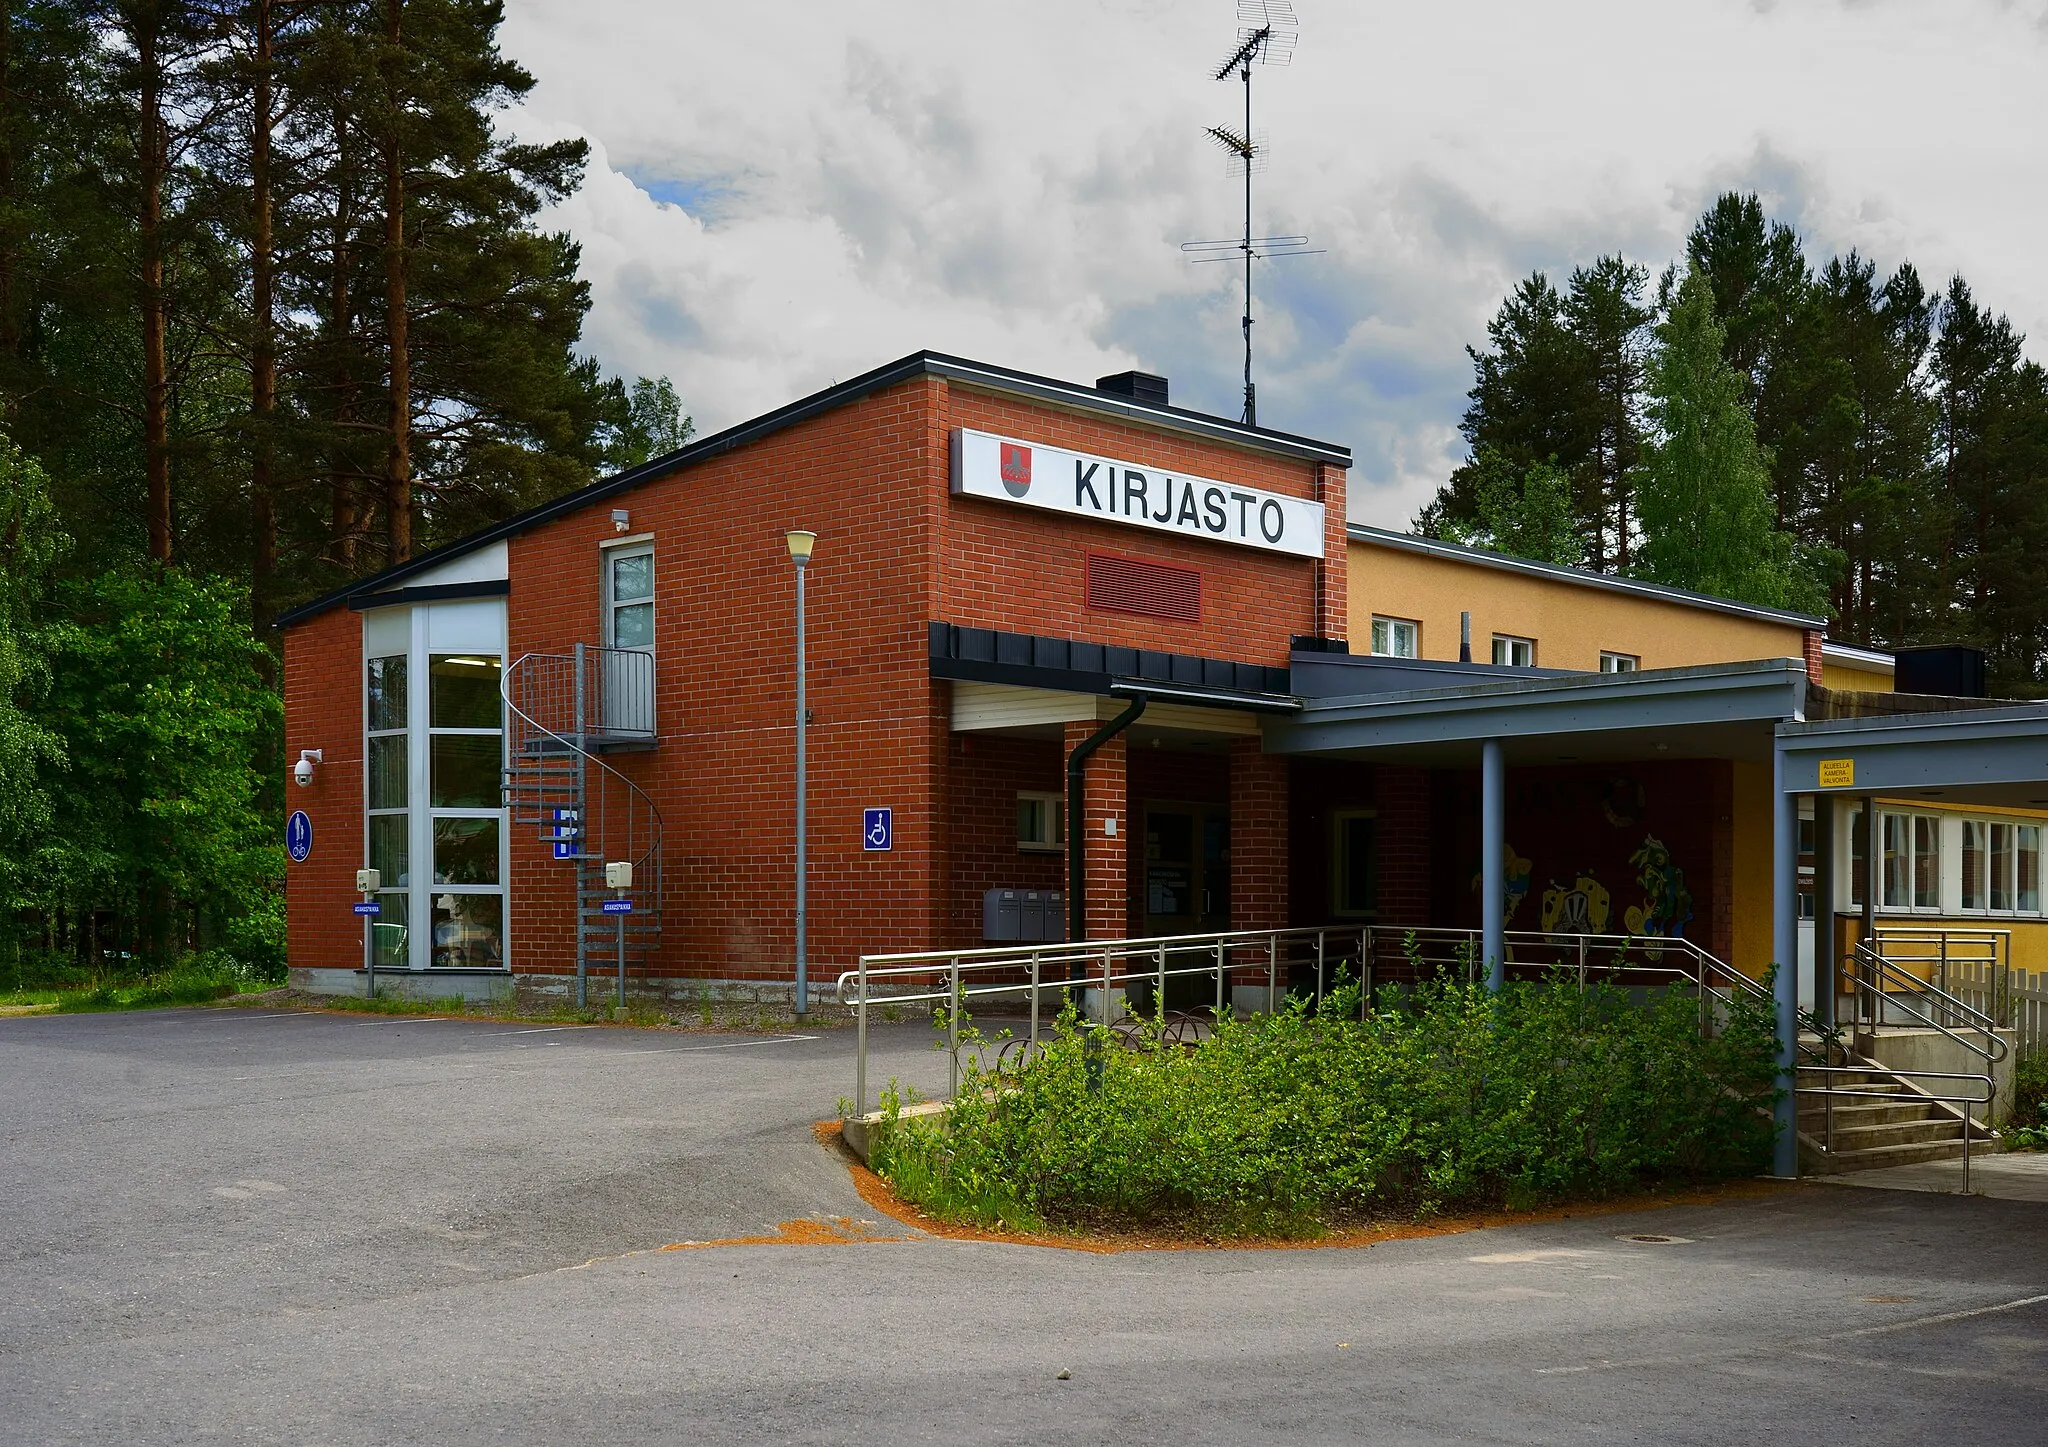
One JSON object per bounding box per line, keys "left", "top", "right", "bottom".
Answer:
{"left": 1482, "top": 737, "right": 1504, "bottom": 991}
{"left": 1772, "top": 741, "right": 1801, "bottom": 1178}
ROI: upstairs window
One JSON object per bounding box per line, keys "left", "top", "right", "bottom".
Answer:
{"left": 1492, "top": 635, "right": 1535, "bottom": 668}
{"left": 1370, "top": 616, "right": 1418, "bottom": 659}
{"left": 1600, "top": 651, "right": 1639, "bottom": 673}
{"left": 605, "top": 545, "right": 654, "bottom": 650}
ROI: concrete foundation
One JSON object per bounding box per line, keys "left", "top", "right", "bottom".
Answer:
{"left": 1858, "top": 1027, "right": 2017, "bottom": 1124}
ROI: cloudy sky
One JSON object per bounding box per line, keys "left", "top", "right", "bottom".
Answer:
{"left": 501, "top": 0, "right": 2048, "bottom": 527}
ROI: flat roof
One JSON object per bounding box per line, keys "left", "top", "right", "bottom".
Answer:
{"left": 1265, "top": 657, "right": 1810, "bottom": 767}
{"left": 277, "top": 351, "right": 1353, "bottom": 630}
{"left": 1347, "top": 524, "right": 1827, "bottom": 630}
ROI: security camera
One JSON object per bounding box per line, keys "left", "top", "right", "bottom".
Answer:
{"left": 294, "top": 749, "right": 323, "bottom": 787}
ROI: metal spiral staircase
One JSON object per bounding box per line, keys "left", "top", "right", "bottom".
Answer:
{"left": 501, "top": 645, "right": 664, "bottom": 1003}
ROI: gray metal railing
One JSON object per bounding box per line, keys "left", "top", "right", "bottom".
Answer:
{"left": 506, "top": 644, "right": 655, "bottom": 746}
{"left": 1845, "top": 937, "right": 2009, "bottom": 1067}
{"left": 836, "top": 923, "right": 1763, "bottom": 1117}
{"left": 1796, "top": 1063, "right": 1995, "bottom": 1192}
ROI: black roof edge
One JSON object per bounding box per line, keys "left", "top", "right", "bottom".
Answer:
{"left": 276, "top": 350, "right": 1352, "bottom": 631}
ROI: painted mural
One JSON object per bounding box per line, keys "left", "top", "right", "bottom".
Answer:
{"left": 1624, "top": 834, "right": 1694, "bottom": 939}
{"left": 1540, "top": 873, "right": 1612, "bottom": 934}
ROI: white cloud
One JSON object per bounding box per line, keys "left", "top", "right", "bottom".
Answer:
{"left": 502, "top": 0, "right": 2048, "bottom": 528}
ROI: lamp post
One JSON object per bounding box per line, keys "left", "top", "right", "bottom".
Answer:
{"left": 786, "top": 529, "right": 817, "bottom": 1019}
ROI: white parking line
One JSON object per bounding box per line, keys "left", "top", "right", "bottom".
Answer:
{"left": 1809, "top": 1294, "right": 2048, "bottom": 1342}
{"left": 612, "top": 1034, "right": 820, "bottom": 1055}
{"left": 480, "top": 1025, "right": 599, "bottom": 1037}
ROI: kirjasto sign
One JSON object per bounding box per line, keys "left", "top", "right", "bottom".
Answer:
{"left": 949, "top": 427, "right": 1324, "bottom": 559}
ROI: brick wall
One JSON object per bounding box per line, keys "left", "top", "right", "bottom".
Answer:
{"left": 944, "top": 730, "right": 1065, "bottom": 947}
{"left": 1065, "top": 718, "right": 1130, "bottom": 940}
{"left": 1229, "top": 738, "right": 1288, "bottom": 931}
{"left": 283, "top": 606, "right": 365, "bottom": 972}
{"left": 1803, "top": 628, "right": 1825, "bottom": 685}
{"left": 1374, "top": 766, "right": 1432, "bottom": 925}
{"left": 288, "top": 367, "right": 1345, "bottom": 986}
{"left": 938, "top": 387, "right": 1330, "bottom": 666}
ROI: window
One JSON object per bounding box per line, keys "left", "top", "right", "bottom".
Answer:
{"left": 1332, "top": 809, "right": 1377, "bottom": 917}
{"left": 1878, "top": 810, "right": 1944, "bottom": 912}
{"left": 1599, "top": 652, "right": 1639, "bottom": 673}
{"left": 427, "top": 655, "right": 504, "bottom": 968}
{"left": 605, "top": 544, "right": 653, "bottom": 650}
{"left": 1017, "top": 792, "right": 1063, "bottom": 852}
{"left": 364, "top": 611, "right": 508, "bottom": 974}
{"left": 1370, "top": 616, "right": 1418, "bottom": 659}
{"left": 365, "top": 654, "right": 409, "bottom": 969}
{"left": 1492, "top": 635, "right": 1535, "bottom": 668}
{"left": 1962, "top": 816, "right": 2044, "bottom": 915}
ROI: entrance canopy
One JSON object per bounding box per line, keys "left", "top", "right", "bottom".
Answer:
{"left": 1266, "top": 656, "right": 1810, "bottom": 766}
{"left": 1780, "top": 705, "right": 2048, "bottom": 811}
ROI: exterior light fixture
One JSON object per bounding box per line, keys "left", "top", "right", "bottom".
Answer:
{"left": 612, "top": 508, "right": 630, "bottom": 532}
{"left": 785, "top": 529, "right": 817, "bottom": 563}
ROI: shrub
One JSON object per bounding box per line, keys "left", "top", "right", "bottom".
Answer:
{"left": 872, "top": 973, "right": 1779, "bottom": 1237}
{"left": 2008, "top": 1050, "right": 2048, "bottom": 1149}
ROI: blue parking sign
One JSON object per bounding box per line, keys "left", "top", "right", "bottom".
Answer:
{"left": 287, "top": 810, "right": 313, "bottom": 863}
{"left": 863, "top": 807, "right": 892, "bottom": 852}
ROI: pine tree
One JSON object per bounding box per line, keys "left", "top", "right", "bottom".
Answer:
{"left": 1633, "top": 270, "right": 1824, "bottom": 612}
{"left": 1562, "top": 255, "right": 1651, "bottom": 568}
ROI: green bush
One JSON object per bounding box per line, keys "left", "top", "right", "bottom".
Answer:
{"left": 2008, "top": 1050, "right": 2048, "bottom": 1149}
{"left": 871, "top": 973, "right": 1780, "bottom": 1236}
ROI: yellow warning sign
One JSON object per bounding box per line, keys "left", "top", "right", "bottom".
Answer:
{"left": 1818, "top": 758, "right": 1855, "bottom": 788}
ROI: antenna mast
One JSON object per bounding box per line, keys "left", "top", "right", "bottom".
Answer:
{"left": 1180, "top": 1, "right": 1312, "bottom": 428}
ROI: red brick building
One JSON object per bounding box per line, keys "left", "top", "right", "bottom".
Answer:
{"left": 277, "top": 353, "right": 1353, "bottom": 1005}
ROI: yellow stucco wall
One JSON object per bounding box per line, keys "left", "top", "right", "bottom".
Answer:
{"left": 1822, "top": 662, "right": 1894, "bottom": 692}
{"left": 1731, "top": 761, "right": 1775, "bottom": 980}
{"left": 1348, "top": 539, "right": 1810, "bottom": 671}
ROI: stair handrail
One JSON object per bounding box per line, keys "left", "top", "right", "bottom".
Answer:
{"left": 1846, "top": 937, "right": 2007, "bottom": 1069}
{"left": 501, "top": 649, "right": 665, "bottom": 904}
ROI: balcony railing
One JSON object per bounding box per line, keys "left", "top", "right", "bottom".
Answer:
{"left": 507, "top": 644, "right": 655, "bottom": 748}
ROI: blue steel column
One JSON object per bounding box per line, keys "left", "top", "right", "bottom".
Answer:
{"left": 1772, "top": 740, "right": 1800, "bottom": 1177}
{"left": 1482, "top": 738, "right": 1504, "bottom": 991}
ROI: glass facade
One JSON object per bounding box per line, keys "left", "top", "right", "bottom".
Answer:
{"left": 363, "top": 613, "right": 506, "bottom": 972}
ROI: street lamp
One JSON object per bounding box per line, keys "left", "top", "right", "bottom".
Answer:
{"left": 786, "top": 529, "right": 817, "bottom": 1019}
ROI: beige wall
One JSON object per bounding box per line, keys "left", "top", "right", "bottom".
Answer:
{"left": 1349, "top": 540, "right": 1809, "bottom": 672}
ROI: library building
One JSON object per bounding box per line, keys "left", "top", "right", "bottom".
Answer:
{"left": 279, "top": 348, "right": 2048, "bottom": 1168}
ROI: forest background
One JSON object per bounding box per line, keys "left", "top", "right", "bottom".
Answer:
{"left": 0, "top": 1, "right": 2042, "bottom": 980}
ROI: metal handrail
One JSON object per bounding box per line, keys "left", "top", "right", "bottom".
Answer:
{"left": 1861, "top": 926, "right": 2011, "bottom": 1029}
{"left": 1795, "top": 1062, "right": 1995, "bottom": 1193}
{"left": 1368, "top": 926, "right": 1772, "bottom": 1003}
{"left": 1846, "top": 939, "right": 2008, "bottom": 1068}
{"left": 837, "top": 923, "right": 1759, "bottom": 1116}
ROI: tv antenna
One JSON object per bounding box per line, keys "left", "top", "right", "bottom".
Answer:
{"left": 1180, "top": 0, "right": 1317, "bottom": 428}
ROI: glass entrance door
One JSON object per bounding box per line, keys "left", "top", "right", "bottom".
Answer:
{"left": 1143, "top": 804, "right": 1230, "bottom": 936}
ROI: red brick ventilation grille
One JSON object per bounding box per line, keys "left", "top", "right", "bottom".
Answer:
{"left": 1086, "top": 553, "right": 1201, "bottom": 623}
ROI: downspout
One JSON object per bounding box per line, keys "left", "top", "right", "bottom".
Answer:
{"left": 1067, "top": 697, "right": 1148, "bottom": 943}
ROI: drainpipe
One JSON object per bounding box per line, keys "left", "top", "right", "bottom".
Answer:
{"left": 1460, "top": 611, "right": 1472, "bottom": 664}
{"left": 1482, "top": 737, "right": 1504, "bottom": 989}
{"left": 1067, "top": 697, "right": 1148, "bottom": 943}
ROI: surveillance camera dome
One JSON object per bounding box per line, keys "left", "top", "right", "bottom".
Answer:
{"left": 294, "top": 757, "right": 315, "bottom": 787}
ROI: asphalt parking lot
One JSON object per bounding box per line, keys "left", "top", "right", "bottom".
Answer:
{"left": 2, "top": 1005, "right": 2044, "bottom": 1444}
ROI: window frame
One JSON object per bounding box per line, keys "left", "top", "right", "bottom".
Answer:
{"left": 1330, "top": 807, "right": 1379, "bottom": 919}
{"left": 1369, "top": 615, "right": 1419, "bottom": 660}
{"left": 602, "top": 541, "right": 655, "bottom": 653}
{"left": 1016, "top": 791, "right": 1064, "bottom": 853}
{"left": 1599, "top": 651, "right": 1639, "bottom": 673}
{"left": 1491, "top": 634, "right": 1535, "bottom": 668}
{"left": 1959, "top": 813, "right": 2046, "bottom": 918}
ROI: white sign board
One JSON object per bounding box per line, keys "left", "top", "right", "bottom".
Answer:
{"left": 949, "top": 427, "right": 1325, "bottom": 559}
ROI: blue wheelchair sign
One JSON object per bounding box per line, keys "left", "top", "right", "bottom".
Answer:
{"left": 863, "top": 807, "right": 892, "bottom": 852}
{"left": 287, "top": 810, "right": 313, "bottom": 863}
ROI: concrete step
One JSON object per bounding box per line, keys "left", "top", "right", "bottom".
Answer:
{"left": 1805, "top": 1136, "right": 1997, "bottom": 1173}
{"left": 1800, "top": 1100, "right": 1941, "bottom": 1130}
{"left": 1815, "top": 1118, "right": 1968, "bottom": 1153}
